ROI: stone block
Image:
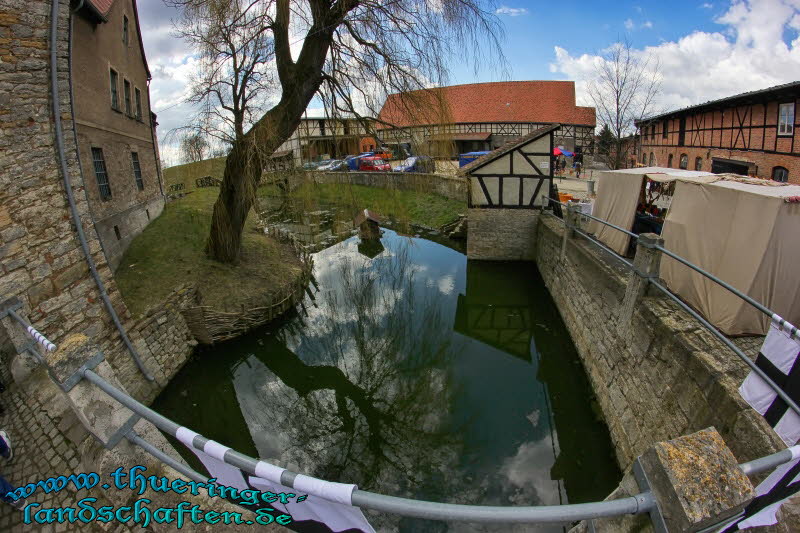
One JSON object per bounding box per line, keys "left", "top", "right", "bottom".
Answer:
{"left": 639, "top": 427, "right": 754, "bottom": 532}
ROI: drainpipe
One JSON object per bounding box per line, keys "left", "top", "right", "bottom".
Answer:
{"left": 50, "top": 0, "right": 154, "bottom": 381}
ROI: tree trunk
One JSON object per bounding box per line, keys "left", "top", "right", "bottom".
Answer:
{"left": 205, "top": 84, "right": 325, "bottom": 262}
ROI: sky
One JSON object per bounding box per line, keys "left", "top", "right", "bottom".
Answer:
{"left": 136, "top": 0, "right": 800, "bottom": 165}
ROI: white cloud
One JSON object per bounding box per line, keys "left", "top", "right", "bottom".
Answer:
{"left": 496, "top": 6, "right": 529, "bottom": 17}
{"left": 701, "top": 2, "right": 714, "bottom": 8}
{"left": 624, "top": 18, "right": 635, "bottom": 30}
{"left": 552, "top": 0, "right": 800, "bottom": 119}
{"left": 642, "top": 20, "right": 653, "bottom": 28}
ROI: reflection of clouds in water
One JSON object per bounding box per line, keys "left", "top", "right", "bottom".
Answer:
{"left": 437, "top": 274, "right": 455, "bottom": 296}
{"left": 526, "top": 409, "right": 540, "bottom": 428}
{"left": 501, "top": 439, "right": 561, "bottom": 507}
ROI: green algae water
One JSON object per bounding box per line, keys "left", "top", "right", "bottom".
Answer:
{"left": 153, "top": 229, "right": 620, "bottom": 532}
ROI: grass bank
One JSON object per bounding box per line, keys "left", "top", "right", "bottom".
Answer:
{"left": 163, "top": 157, "right": 227, "bottom": 192}
{"left": 115, "top": 188, "right": 301, "bottom": 317}
{"left": 260, "top": 181, "right": 466, "bottom": 228}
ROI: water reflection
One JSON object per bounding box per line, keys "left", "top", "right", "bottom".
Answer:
{"left": 153, "top": 230, "right": 619, "bottom": 532}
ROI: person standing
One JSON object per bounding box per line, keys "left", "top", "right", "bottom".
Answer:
{"left": 0, "top": 430, "right": 24, "bottom": 510}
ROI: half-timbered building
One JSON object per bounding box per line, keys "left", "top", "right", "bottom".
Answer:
{"left": 460, "top": 125, "right": 558, "bottom": 261}
{"left": 635, "top": 81, "right": 799, "bottom": 183}
{"left": 377, "top": 81, "right": 595, "bottom": 160}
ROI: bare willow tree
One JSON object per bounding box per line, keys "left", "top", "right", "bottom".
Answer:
{"left": 587, "top": 38, "right": 661, "bottom": 170}
{"left": 170, "top": 0, "right": 504, "bottom": 263}
{"left": 180, "top": 131, "right": 210, "bottom": 162}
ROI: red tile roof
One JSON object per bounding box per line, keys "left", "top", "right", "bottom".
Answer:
{"left": 86, "top": 0, "right": 115, "bottom": 15}
{"left": 378, "top": 81, "right": 595, "bottom": 129}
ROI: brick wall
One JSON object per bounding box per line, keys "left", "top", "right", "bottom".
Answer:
{"left": 534, "top": 215, "right": 786, "bottom": 468}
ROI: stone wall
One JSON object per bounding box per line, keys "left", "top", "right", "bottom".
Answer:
{"left": 313, "top": 171, "right": 468, "bottom": 202}
{"left": 535, "top": 214, "right": 800, "bottom": 528}
{"left": 467, "top": 208, "right": 540, "bottom": 260}
{"left": 534, "top": 215, "right": 785, "bottom": 467}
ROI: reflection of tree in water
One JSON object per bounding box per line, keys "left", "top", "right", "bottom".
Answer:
{"left": 242, "top": 242, "right": 467, "bottom": 522}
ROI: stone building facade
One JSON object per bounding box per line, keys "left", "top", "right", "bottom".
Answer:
{"left": 71, "top": 0, "right": 164, "bottom": 270}
{"left": 635, "top": 81, "right": 800, "bottom": 184}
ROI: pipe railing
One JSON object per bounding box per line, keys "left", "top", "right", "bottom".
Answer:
{"left": 81, "top": 368, "right": 656, "bottom": 524}
{"left": 84, "top": 363, "right": 800, "bottom": 528}
{"left": 544, "top": 197, "right": 800, "bottom": 416}
{"left": 7, "top": 308, "right": 57, "bottom": 352}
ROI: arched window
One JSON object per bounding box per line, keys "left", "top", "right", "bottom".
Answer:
{"left": 667, "top": 154, "right": 673, "bottom": 167}
{"left": 695, "top": 157, "right": 703, "bottom": 171}
{"left": 679, "top": 154, "right": 688, "bottom": 169}
{"left": 649, "top": 153, "right": 655, "bottom": 166}
{"left": 641, "top": 153, "right": 646, "bottom": 165}
{"left": 772, "top": 166, "right": 789, "bottom": 183}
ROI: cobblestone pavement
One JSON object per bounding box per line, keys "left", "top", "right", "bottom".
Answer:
{"left": 0, "top": 383, "right": 145, "bottom": 532}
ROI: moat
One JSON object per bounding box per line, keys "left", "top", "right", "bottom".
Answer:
{"left": 153, "top": 228, "right": 621, "bottom": 531}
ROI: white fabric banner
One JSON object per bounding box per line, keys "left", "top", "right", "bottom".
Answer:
{"left": 739, "top": 322, "right": 800, "bottom": 446}
{"left": 722, "top": 448, "right": 800, "bottom": 531}
{"left": 175, "top": 428, "right": 248, "bottom": 490}
{"left": 249, "top": 476, "right": 375, "bottom": 533}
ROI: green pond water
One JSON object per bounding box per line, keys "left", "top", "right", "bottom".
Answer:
{"left": 153, "top": 229, "right": 621, "bottom": 532}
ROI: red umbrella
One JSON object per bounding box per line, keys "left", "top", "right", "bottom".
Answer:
{"left": 553, "top": 147, "right": 563, "bottom": 156}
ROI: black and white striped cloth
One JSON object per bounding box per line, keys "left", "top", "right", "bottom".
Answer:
{"left": 730, "top": 319, "right": 800, "bottom": 530}
{"left": 739, "top": 320, "right": 800, "bottom": 447}
{"left": 175, "top": 428, "right": 375, "bottom": 532}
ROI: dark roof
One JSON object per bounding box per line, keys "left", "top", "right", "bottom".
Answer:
{"left": 353, "top": 209, "right": 382, "bottom": 226}
{"left": 637, "top": 81, "right": 800, "bottom": 124}
{"left": 457, "top": 124, "right": 560, "bottom": 176}
{"left": 378, "top": 81, "right": 595, "bottom": 129}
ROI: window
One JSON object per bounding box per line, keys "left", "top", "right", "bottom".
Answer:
{"left": 695, "top": 157, "right": 703, "bottom": 171}
{"left": 650, "top": 125, "right": 655, "bottom": 139}
{"left": 318, "top": 119, "right": 326, "bottom": 136}
{"left": 124, "top": 79, "right": 132, "bottom": 116}
{"left": 123, "top": 15, "right": 129, "bottom": 46}
{"left": 109, "top": 69, "right": 119, "bottom": 110}
{"left": 778, "top": 103, "right": 794, "bottom": 136}
{"left": 134, "top": 87, "right": 142, "bottom": 120}
{"left": 91, "top": 147, "right": 112, "bottom": 200}
{"left": 772, "top": 166, "right": 789, "bottom": 183}
{"left": 131, "top": 152, "right": 144, "bottom": 190}
{"left": 667, "top": 154, "right": 674, "bottom": 167}
{"left": 648, "top": 152, "right": 655, "bottom": 166}
{"left": 662, "top": 120, "right": 668, "bottom": 139}
{"left": 641, "top": 153, "right": 646, "bottom": 165}
{"left": 679, "top": 154, "right": 688, "bottom": 169}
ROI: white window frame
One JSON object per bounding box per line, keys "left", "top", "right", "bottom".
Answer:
{"left": 778, "top": 103, "right": 794, "bottom": 136}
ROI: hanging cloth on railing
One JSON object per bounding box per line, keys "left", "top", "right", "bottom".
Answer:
{"left": 739, "top": 321, "right": 800, "bottom": 447}
{"left": 720, "top": 448, "right": 800, "bottom": 531}
{"left": 249, "top": 476, "right": 376, "bottom": 533}
{"left": 175, "top": 428, "right": 249, "bottom": 490}
{"left": 175, "top": 427, "right": 375, "bottom": 532}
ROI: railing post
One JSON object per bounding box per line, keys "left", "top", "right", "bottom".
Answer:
{"left": 0, "top": 297, "right": 43, "bottom": 383}
{"left": 618, "top": 232, "right": 664, "bottom": 330}
{"left": 561, "top": 203, "right": 579, "bottom": 260}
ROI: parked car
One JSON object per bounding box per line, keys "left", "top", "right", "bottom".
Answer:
{"left": 358, "top": 156, "right": 391, "bottom": 172}
{"left": 301, "top": 161, "right": 320, "bottom": 170}
{"left": 319, "top": 159, "right": 349, "bottom": 172}
{"left": 458, "top": 151, "right": 491, "bottom": 167}
{"left": 317, "top": 159, "right": 341, "bottom": 171}
{"left": 373, "top": 148, "right": 393, "bottom": 160}
{"left": 393, "top": 155, "right": 435, "bottom": 173}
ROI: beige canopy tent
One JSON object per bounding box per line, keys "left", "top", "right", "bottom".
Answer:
{"left": 588, "top": 167, "right": 800, "bottom": 335}
{"left": 588, "top": 167, "right": 715, "bottom": 255}
{"left": 660, "top": 178, "right": 800, "bottom": 335}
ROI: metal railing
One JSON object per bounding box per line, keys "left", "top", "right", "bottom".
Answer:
{"left": 80, "top": 365, "right": 800, "bottom": 526}
{"left": 2, "top": 284, "right": 799, "bottom": 529}
{"left": 545, "top": 197, "right": 800, "bottom": 417}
